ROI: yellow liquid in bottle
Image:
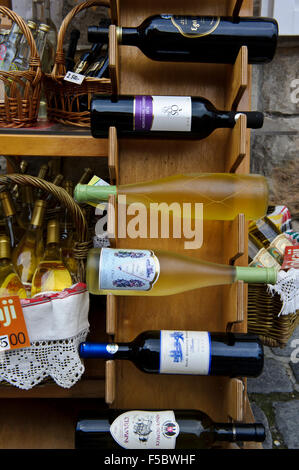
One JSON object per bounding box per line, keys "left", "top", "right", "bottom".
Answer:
{"left": 86, "top": 248, "right": 236, "bottom": 296}
{"left": 0, "top": 260, "right": 27, "bottom": 299}
{"left": 31, "top": 259, "right": 72, "bottom": 297}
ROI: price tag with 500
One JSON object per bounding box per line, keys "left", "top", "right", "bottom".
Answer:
{"left": 0, "top": 296, "right": 30, "bottom": 352}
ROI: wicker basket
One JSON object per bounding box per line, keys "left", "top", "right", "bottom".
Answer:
{"left": 0, "top": 173, "right": 93, "bottom": 282}
{"left": 248, "top": 283, "right": 299, "bottom": 348}
{"left": 0, "top": 7, "right": 42, "bottom": 128}
{"left": 43, "top": 0, "right": 112, "bottom": 127}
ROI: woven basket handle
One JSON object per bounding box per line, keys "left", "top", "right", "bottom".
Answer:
{"left": 0, "top": 174, "right": 89, "bottom": 242}
{"left": 0, "top": 6, "right": 40, "bottom": 73}
{"left": 52, "top": 0, "right": 111, "bottom": 77}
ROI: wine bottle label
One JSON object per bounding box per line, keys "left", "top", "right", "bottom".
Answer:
{"left": 159, "top": 330, "right": 211, "bottom": 375}
{"left": 110, "top": 410, "right": 179, "bottom": 449}
{"left": 99, "top": 248, "right": 160, "bottom": 291}
{"left": 168, "top": 15, "right": 220, "bottom": 38}
{"left": 249, "top": 248, "right": 281, "bottom": 269}
{"left": 268, "top": 234, "right": 293, "bottom": 263}
{"left": 134, "top": 96, "right": 191, "bottom": 132}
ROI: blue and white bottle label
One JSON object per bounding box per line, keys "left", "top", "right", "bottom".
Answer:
{"left": 99, "top": 248, "right": 160, "bottom": 291}
{"left": 159, "top": 330, "right": 211, "bottom": 375}
{"left": 110, "top": 410, "right": 179, "bottom": 449}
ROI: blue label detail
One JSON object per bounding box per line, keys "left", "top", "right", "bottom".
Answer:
{"left": 169, "top": 331, "right": 184, "bottom": 363}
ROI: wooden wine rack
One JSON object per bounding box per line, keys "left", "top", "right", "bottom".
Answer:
{"left": 0, "top": 0, "right": 261, "bottom": 450}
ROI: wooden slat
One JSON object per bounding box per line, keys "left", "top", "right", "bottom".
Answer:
{"left": 108, "top": 25, "right": 119, "bottom": 96}
{"left": 105, "top": 360, "right": 116, "bottom": 404}
{"left": 106, "top": 293, "right": 117, "bottom": 335}
{"left": 225, "top": 213, "right": 246, "bottom": 265}
{"left": 228, "top": 0, "right": 244, "bottom": 17}
{"left": 223, "top": 281, "right": 245, "bottom": 326}
{"left": 226, "top": 378, "right": 244, "bottom": 421}
{"left": 225, "top": 114, "right": 247, "bottom": 173}
{"left": 226, "top": 46, "right": 248, "bottom": 111}
{"left": 110, "top": 0, "right": 120, "bottom": 24}
{"left": 0, "top": 134, "right": 108, "bottom": 157}
{"left": 108, "top": 126, "right": 119, "bottom": 183}
{"left": 107, "top": 193, "right": 117, "bottom": 247}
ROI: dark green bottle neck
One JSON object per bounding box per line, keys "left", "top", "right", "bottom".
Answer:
{"left": 118, "top": 27, "right": 140, "bottom": 47}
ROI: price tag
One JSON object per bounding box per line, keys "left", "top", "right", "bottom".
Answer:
{"left": 0, "top": 296, "right": 30, "bottom": 352}
{"left": 281, "top": 245, "right": 299, "bottom": 270}
{"left": 64, "top": 71, "right": 85, "bottom": 85}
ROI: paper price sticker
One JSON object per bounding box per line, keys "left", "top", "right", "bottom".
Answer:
{"left": 0, "top": 296, "right": 30, "bottom": 352}
{"left": 64, "top": 71, "right": 85, "bottom": 85}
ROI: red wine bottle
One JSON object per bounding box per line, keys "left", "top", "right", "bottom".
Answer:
{"left": 79, "top": 330, "right": 264, "bottom": 378}
{"left": 75, "top": 409, "right": 266, "bottom": 449}
{"left": 90, "top": 94, "right": 264, "bottom": 139}
{"left": 65, "top": 28, "right": 80, "bottom": 72}
{"left": 88, "top": 14, "right": 278, "bottom": 64}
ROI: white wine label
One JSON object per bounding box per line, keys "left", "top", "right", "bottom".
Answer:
{"left": 134, "top": 96, "right": 191, "bottom": 132}
{"left": 249, "top": 248, "right": 281, "bottom": 269}
{"left": 110, "top": 410, "right": 179, "bottom": 449}
{"left": 170, "top": 15, "right": 220, "bottom": 38}
{"left": 269, "top": 234, "right": 293, "bottom": 261}
{"left": 160, "top": 330, "right": 211, "bottom": 375}
{"left": 99, "top": 248, "right": 160, "bottom": 291}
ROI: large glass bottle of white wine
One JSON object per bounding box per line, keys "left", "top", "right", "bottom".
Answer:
{"left": 31, "top": 219, "right": 73, "bottom": 296}
{"left": 0, "top": 235, "right": 27, "bottom": 299}
{"left": 12, "top": 200, "right": 46, "bottom": 296}
{"left": 86, "top": 247, "right": 277, "bottom": 297}
{"left": 74, "top": 173, "right": 268, "bottom": 222}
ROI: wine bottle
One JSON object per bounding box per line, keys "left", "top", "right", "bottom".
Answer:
{"left": 79, "top": 329, "right": 264, "bottom": 378}
{"left": 12, "top": 199, "right": 46, "bottom": 296}
{"left": 74, "top": 173, "right": 268, "bottom": 222}
{"left": 31, "top": 219, "right": 73, "bottom": 297}
{"left": 31, "top": 0, "right": 58, "bottom": 72}
{"left": 60, "top": 180, "right": 78, "bottom": 282}
{"left": 85, "top": 46, "right": 109, "bottom": 78}
{"left": 75, "top": 408, "right": 266, "bottom": 449}
{"left": 0, "top": 235, "right": 27, "bottom": 299}
{"left": 86, "top": 247, "right": 277, "bottom": 297}
{"left": 73, "top": 42, "right": 104, "bottom": 75}
{"left": 90, "top": 95, "right": 264, "bottom": 139}
{"left": 65, "top": 28, "right": 80, "bottom": 72}
{"left": 88, "top": 14, "right": 278, "bottom": 64}
{"left": 10, "top": 20, "right": 37, "bottom": 71}
{"left": 35, "top": 163, "right": 49, "bottom": 199}
{"left": 0, "top": 22, "right": 23, "bottom": 71}
{"left": 19, "top": 186, "right": 34, "bottom": 229}
{"left": 248, "top": 233, "right": 280, "bottom": 269}
{"left": 249, "top": 216, "right": 293, "bottom": 264}
{"left": 35, "top": 23, "right": 50, "bottom": 63}
{"left": 77, "top": 168, "right": 93, "bottom": 185}
{"left": 0, "top": 191, "right": 22, "bottom": 249}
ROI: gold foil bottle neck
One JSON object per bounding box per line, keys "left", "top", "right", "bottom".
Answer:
{"left": 64, "top": 180, "right": 74, "bottom": 196}
{"left": 0, "top": 235, "right": 11, "bottom": 259}
{"left": 31, "top": 200, "right": 46, "bottom": 227}
{"left": 0, "top": 191, "right": 16, "bottom": 217}
{"left": 37, "top": 164, "right": 48, "bottom": 180}
{"left": 22, "top": 186, "right": 34, "bottom": 204}
{"left": 20, "top": 160, "right": 28, "bottom": 174}
{"left": 47, "top": 219, "right": 59, "bottom": 244}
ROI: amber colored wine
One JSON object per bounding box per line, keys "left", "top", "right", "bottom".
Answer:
{"left": 86, "top": 247, "right": 277, "bottom": 297}
{"left": 31, "top": 219, "right": 72, "bottom": 297}
{"left": 75, "top": 173, "right": 268, "bottom": 222}
{"left": 0, "top": 235, "right": 26, "bottom": 299}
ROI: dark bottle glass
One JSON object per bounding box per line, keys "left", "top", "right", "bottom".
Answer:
{"left": 88, "top": 14, "right": 278, "bottom": 65}
{"left": 65, "top": 28, "right": 80, "bottom": 72}
{"left": 75, "top": 409, "right": 266, "bottom": 450}
{"left": 0, "top": 191, "right": 22, "bottom": 249}
{"left": 79, "top": 330, "right": 264, "bottom": 378}
{"left": 90, "top": 94, "right": 264, "bottom": 139}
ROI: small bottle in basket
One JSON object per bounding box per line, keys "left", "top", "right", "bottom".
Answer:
{"left": 31, "top": 0, "right": 57, "bottom": 72}
{"left": 75, "top": 408, "right": 266, "bottom": 449}
{"left": 12, "top": 199, "right": 46, "bottom": 296}
{"left": 0, "top": 235, "right": 26, "bottom": 299}
{"left": 11, "top": 20, "right": 37, "bottom": 71}
{"left": 249, "top": 216, "right": 293, "bottom": 264}
{"left": 31, "top": 219, "right": 72, "bottom": 296}
{"left": 0, "top": 22, "right": 23, "bottom": 71}
{"left": 0, "top": 191, "right": 23, "bottom": 249}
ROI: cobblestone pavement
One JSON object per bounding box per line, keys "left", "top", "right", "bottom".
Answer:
{"left": 248, "top": 325, "right": 299, "bottom": 449}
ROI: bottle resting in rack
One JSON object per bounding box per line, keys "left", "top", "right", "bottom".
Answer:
{"left": 88, "top": 14, "right": 278, "bottom": 64}
{"left": 75, "top": 408, "right": 266, "bottom": 450}
{"left": 86, "top": 247, "right": 277, "bottom": 297}
{"left": 90, "top": 95, "right": 264, "bottom": 139}
{"left": 74, "top": 172, "right": 268, "bottom": 222}
{"left": 79, "top": 330, "right": 264, "bottom": 378}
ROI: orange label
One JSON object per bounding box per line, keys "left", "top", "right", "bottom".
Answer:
{"left": 0, "top": 296, "right": 30, "bottom": 352}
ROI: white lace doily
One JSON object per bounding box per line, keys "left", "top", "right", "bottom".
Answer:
{"left": 0, "top": 283, "right": 89, "bottom": 390}
{"left": 267, "top": 268, "right": 299, "bottom": 316}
